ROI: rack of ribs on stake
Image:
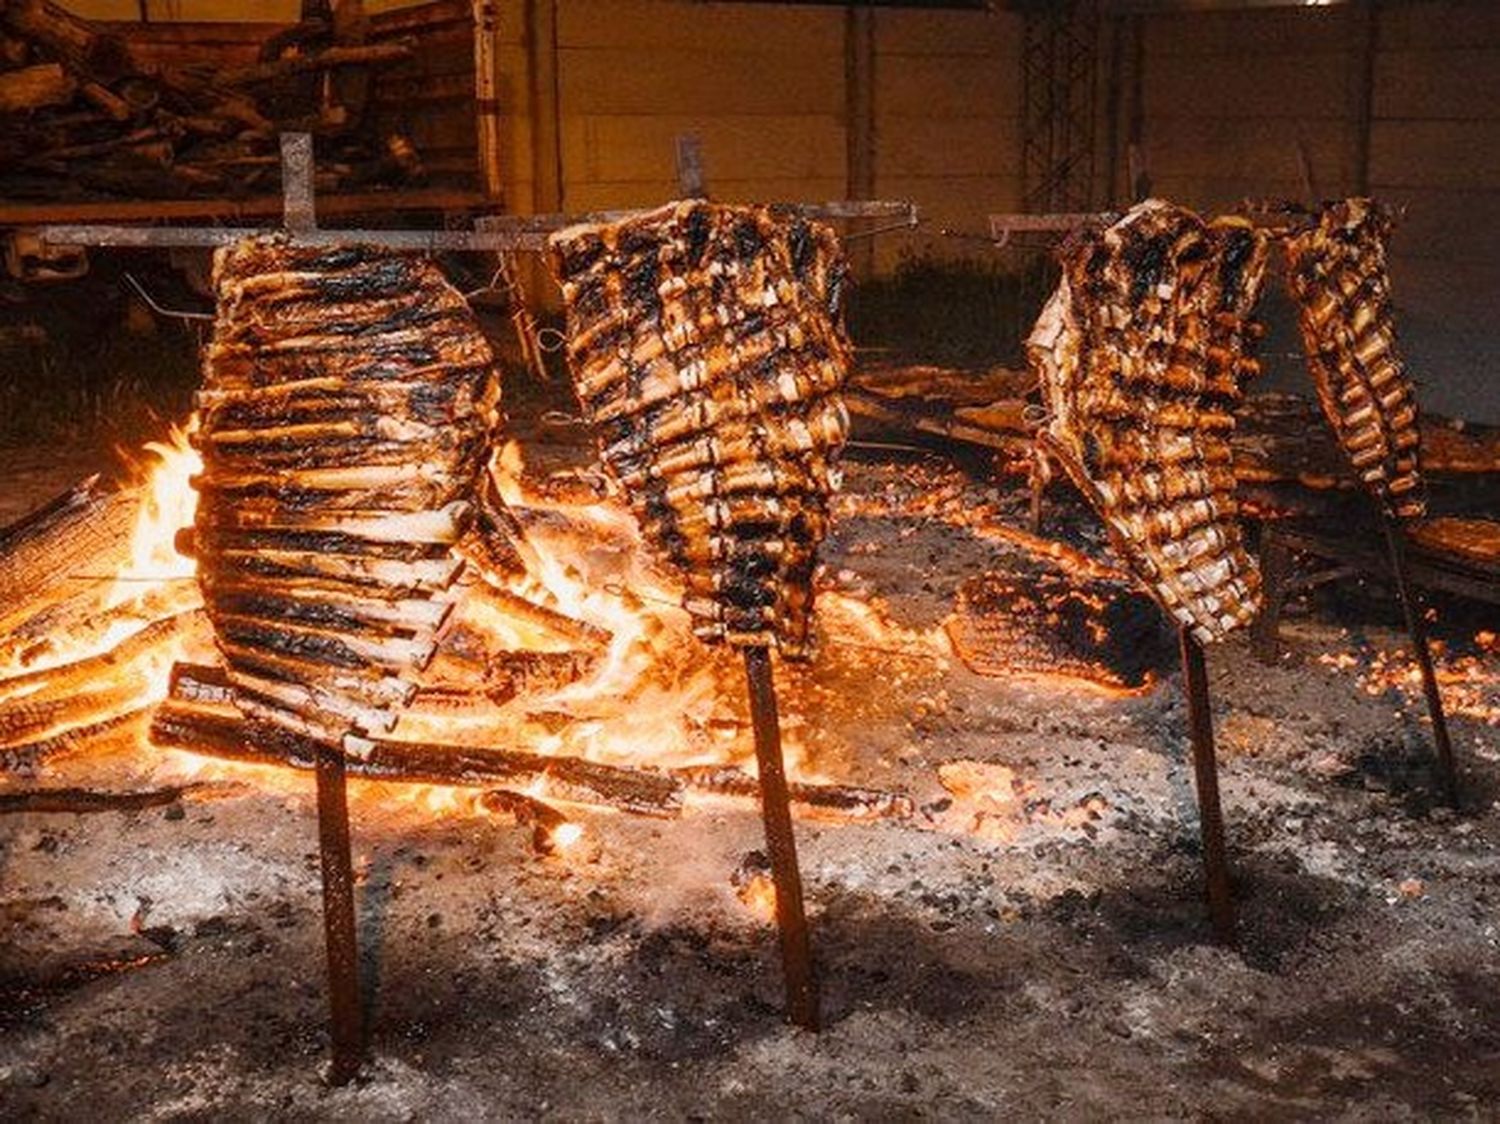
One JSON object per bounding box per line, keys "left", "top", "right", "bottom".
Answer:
{"left": 1027, "top": 199, "right": 1274, "bottom": 942}
{"left": 547, "top": 199, "right": 858, "bottom": 1030}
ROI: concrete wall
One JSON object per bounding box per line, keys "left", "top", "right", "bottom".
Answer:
{"left": 1137, "top": 0, "right": 1500, "bottom": 421}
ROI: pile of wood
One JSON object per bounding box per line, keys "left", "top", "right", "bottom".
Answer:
{"left": 848, "top": 365, "right": 1500, "bottom": 500}
{"left": 0, "top": 0, "right": 420, "bottom": 201}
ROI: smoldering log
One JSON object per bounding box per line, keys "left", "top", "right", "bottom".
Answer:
{"left": 150, "top": 698, "right": 686, "bottom": 818}
{"left": 674, "top": 765, "right": 916, "bottom": 821}
{"left": 0, "top": 782, "right": 242, "bottom": 816}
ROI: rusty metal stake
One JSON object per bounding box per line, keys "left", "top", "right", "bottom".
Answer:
{"left": 1380, "top": 517, "right": 1460, "bottom": 807}
{"left": 1179, "top": 628, "right": 1236, "bottom": 945}
{"left": 314, "top": 743, "right": 365, "bottom": 1085}
{"left": 743, "top": 646, "right": 819, "bottom": 1030}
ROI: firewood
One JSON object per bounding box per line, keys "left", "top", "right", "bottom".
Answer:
{"left": 0, "top": 678, "right": 148, "bottom": 748}
{"left": 217, "top": 43, "right": 413, "bottom": 88}
{"left": 150, "top": 697, "right": 687, "bottom": 818}
{"left": 0, "top": 62, "right": 75, "bottom": 112}
{"left": 79, "top": 79, "right": 132, "bottom": 121}
{"left": 672, "top": 765, "right": 916, "bottom": 822}
{"left": 1, "top": 0, "right": 133, "bottom": 84}
{"left": 0, "top": 476, "right": 139, "bottom": 636}
{"left": 0, "top": 782, "right": 243, "bottom": 815}
{"left": 1, "top": 707, "right": 151, "bottom": 773}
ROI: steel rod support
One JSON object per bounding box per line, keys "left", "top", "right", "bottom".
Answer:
{"left": 314, "top": 744, "right": 365, "bottom": 1085}
{"left": 1380, "top": 517, "right": 1460, "bottom": 807}
{"left": 1180, "top": 627, "right": 1236, "bottom": 945}
{"left": 743, "top": 646, "right": 819, "bottom": 1031}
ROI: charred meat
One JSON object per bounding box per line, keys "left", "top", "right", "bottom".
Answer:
{"left": 191, "top": 237, "right": 500, "bottom": 749}
{"left": 1029, "top": 200, "right": 1271, "bottom": 642}
{"left": 1284, "top": 198, "right": 1425, "bottom": 520}
{"left": 547, "top": 201, "right": 852, "bottom": 656}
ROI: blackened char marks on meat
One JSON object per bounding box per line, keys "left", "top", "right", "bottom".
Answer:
{"left": 548, "top": 200, "right": 853, "bottom": 656}
{"left": 193, "top": 234, "right": 503, "bottom": 748}
{"left": 1027, "top": 200, "right": 1271, "bottom": 642}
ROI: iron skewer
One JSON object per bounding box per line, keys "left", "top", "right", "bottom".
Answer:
{"left": 313, "top": 743, "right": 365, "bottom": 1085}
{"left": 742, "top": 645, "right": 819, "bottom": 1031}
{"left": 1179, "top": 627, "right": 1236, "bottom": 945}
{"left": 1380, "top": 516, "right": 1460, "bottom": 806}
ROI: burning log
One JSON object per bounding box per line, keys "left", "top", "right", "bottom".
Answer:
{"left": 946, "top": 565, "right": 1173, "bottom": 694}
{"left": 0, "top": 611, "right": 202, "bottom": 705}
{"left": 0, "top": 475, "right": 138, "bottom": 636}
{"left": 150, "top": 693, "right": 686, "bottom": 819}
{"left": 478, "top": 788, "right": 577, "bottom": 855}
{"left": 155, "top": 664, "right": 915, "bottom": 823}
{"left": 2, "top": 707, "right": 152, "bottom": 773}
{"left": 0, "top": 679, "right": 148, "bottom": 747}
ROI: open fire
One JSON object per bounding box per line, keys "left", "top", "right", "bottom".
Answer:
{"left": 0, "top": 421, "right": 957, "bottom": 834}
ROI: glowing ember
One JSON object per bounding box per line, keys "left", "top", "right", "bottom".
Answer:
{"left": 1318, "top": 630, "right": 1500, "bottom": 727}
{"left": 736, "top": 872, "right": 779, "bottom": 924}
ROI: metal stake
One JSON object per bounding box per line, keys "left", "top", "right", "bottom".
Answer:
{"left": 742, "top": 646, "right": 819, "bottom": 1031}
{"left": 314, "top": 743, "right": 365, "bottom": 1085}
{"left": 1179, "top": 627, "right": 1236, "bottom": 945}
{"left": 1380, "top": 517, "right": 1460, "bottom": 806}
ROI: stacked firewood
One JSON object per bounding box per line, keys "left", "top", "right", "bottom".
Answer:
{"left": 0, "top": 0, "right": 418, "bottom": 200}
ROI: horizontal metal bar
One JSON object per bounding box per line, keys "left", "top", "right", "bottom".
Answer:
{"left": 478, "top": 199, "right": 917, "bottom": 233}
{"left": 987, "top": 212, "right": 1110, "bottom": 237}
{"left": 42, "top": 200, "right": 917, "bottom": 254}
{"left": 40, "top": 225, "right": 554, "bottom": 252}
{"left": 0, "top": 188, "right": 492, "bottom": 227}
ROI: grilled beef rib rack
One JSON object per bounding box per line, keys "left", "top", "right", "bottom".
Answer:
{"left": 1028, "top": 199, "right": 1271, "bottom": 643}
{"left": 188, "top": 236, "right": 501, "bottom": 751}
{"left": 1283, "top": 197, "right": 1425, "bottom": 520}
{"left": 547, "top": 199, "right": 853, "bottom": 657}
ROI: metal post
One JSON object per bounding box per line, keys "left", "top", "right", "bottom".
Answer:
{"left": 314, "top": 743, "right": 365, "bottom": 1084}
{"left": 742, "top": 646, "right": 819, "bottom": 1031}
{"left": 1180, "top": 627, "right": 1236, "bottom": 945}
{"left": 1250, "top": 525, "right": 1293, "bottom": 665}
{"left": 1380, "top": 517, "right": 1460, "bottom": 806}
{"left": 280, "top": 132, "right": 317, "bottom": 233}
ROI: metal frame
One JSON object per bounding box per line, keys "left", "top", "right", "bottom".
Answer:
{"left": 1022, "top": 0, "right": 1100, "bottom": 215}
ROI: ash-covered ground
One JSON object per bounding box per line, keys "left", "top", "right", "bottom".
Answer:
{"left": 3, "top": 418, "right": 1500, "bottom": 1121}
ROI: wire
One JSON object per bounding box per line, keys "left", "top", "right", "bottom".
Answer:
{"left": 123, "top": 273, "right": 214, "bottom": 322}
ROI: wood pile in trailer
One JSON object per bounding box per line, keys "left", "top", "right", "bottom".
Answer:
{"left": 0, "top": 0, "right": 439, "bottom": 202}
